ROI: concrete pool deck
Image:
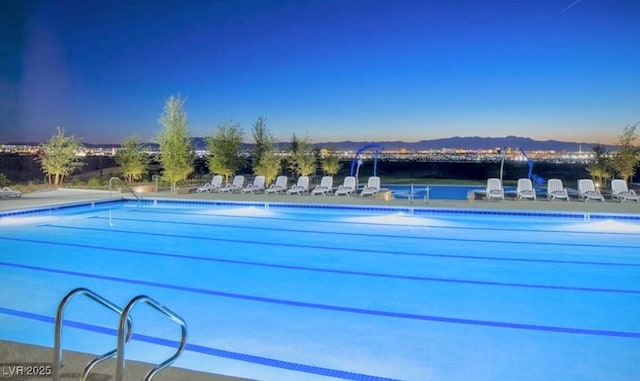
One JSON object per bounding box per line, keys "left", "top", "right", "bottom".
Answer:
{"left": 1, "top": 187, "right": 640, "bottom": 214}
{"left": 1, "top": 186, "right": 639, "bottom": 380}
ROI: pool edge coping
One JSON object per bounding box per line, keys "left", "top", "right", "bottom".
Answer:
{"left": 2, "top": 196, "right": 640, "bottom": 221}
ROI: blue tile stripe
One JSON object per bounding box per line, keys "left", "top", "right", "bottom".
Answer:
{"left": 27, "top": 224, "right": 640, "bottom": 267}
{"left": 0, "top": 307, "right": 399, "bottom": 381}
{"left": 2, "top": 261, "right": 639, "bottom": 339}
{"left": 0, "top": 199, "right": 121, "bottom": 218}
{"left": 2, "top": 236, "right": 639, "bottom": 295}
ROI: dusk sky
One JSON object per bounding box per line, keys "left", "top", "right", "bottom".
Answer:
{"left": 1, "top": 0, "right": 639, "bottom": 145}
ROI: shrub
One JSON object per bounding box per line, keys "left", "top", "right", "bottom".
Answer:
{"left": 72, "top": 177, "right": 85, "bottom": 187}
{"left": 87, "top": 177, "right": 104, "bottom": 188}
{"left": 0, "top": 173, "right": 8, "bottom": 188}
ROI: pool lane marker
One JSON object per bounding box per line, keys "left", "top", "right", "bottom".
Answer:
{"left": 1, "top": 235, "right": 640, "bottom": 295}
{"left": 0, "top": 307, "right": 399, "bottom": 381}
{"left": 2, "top": 261, "right": 640, "bottom": 340}
{"left": 27, "top": 224, "right": 640, "bottom": 267}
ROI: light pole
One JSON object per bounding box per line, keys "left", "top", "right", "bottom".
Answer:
{"left": 498, "top": 147, "right": 506, "bottom": 183}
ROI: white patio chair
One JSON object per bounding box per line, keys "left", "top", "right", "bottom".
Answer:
{"left": 265, "top": 176, "right": 288, "bottom": 194}
{"left": 197, "top": 175, "right": 223, "bottom": 193}
{"left": 311, "top": 176, "right": 333, "bottom": 196}
{"left": 546, "top": 179, "right": 569, "bottom": 201}
{"left": 0, "top": 186, "right": 23, "bottom": 198}
{"left": 611, "top": 179, "right": 640, "bottom": 203}
{"left": 219, "top": 175, "right": 245, "bottom": 193}
{"left": 577, "top": 179, "right": 604, "bottom": 202}
{"left": 335, "top": 176, "right": 356, "bottom": 196}
{"left": 485, "top": 178, "right": 504, "bottom": 200}
{"left": 287, "top": 176, "right": 310, "bottom": 195}
{"left": 516, "top": 178, "right": 536, "bottom": 200}
{"left": 241, "top": 176, "right": 265, "bottom": 193}
{"left": 360, "top": 176, "right": 381, "bottom": 197}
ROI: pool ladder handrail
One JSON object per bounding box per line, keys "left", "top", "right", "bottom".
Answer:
{"left": 54, "top": 289, "right": 187, "bottom": 381}
{"left": 53, "top": 288, "right": 133, "bottom": 381}
{"left": 116, "top": 295, "right": 188, "bottom": 381}
{"left": 408, "top": 183, "right": 430, "bottom": 205}
{"left": 109, "top": 177, "right": 143, "bottom": 200}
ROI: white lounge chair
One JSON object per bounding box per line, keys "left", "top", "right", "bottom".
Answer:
{"left": 611, "top": 179, "right": 640, "bottom": 203}
{"left": 311, "top": 176, "right": 333, "bottom": 196}
{"left": 516, "top": 178, "right": 536, "bottom": 200}
{"left": 197, "top": 175, "right": 223, "bottom": 193}
{"left": 286, "top": 176, "right": 309, "bottom": 195}
{"left": 0, "top": 187, "right": 22, "bottom": 198}
{"left": 241, "top": 176, "right": 265, "bottom": 193}
{"left": 219, "top": 175, "right": 245, "bottom": 193}
{"left": 360, "top": 176, "right": 380, "bottom": 197}
{"left": 265, "top": 176, "right": 288, "bottom": 194}
{"left": 578, "top": 179, "right": 604, "bottom": 202}
{"left": 335, "top": 176, "right": 356, "bottom": 196}
{"left": 485, "top": 178, "right": 504, "bottom": 200}
{"left": 546, "top": 178, "right": 569, "bottom": 201}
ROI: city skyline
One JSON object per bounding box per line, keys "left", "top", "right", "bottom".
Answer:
{"left": 2, "top": 0, "right": 639, "bottom": 145}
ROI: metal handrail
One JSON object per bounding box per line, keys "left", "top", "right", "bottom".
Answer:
{"left": 109, "top": 177, "right": 142, "bottom": 200}
{"left": 53, "top": 288, "right": 133, "bottom": 381}
{"left": 116, "top": 295, "right": 188, "bottom": 381}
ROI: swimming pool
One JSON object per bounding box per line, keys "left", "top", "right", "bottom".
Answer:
{"left": 1, "top": 199, "right": 639, "bottom": 380}
{"left": 386, "top": 184, "right": 517, "bottom": 200}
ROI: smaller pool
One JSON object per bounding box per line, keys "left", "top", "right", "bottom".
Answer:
{"left": 386, "top": 184, "right": 516, "bottom": 200}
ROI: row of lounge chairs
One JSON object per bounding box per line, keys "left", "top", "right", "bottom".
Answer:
{"left": 486, "top": 178, "right": 639, "bottom": 202}
{"left": 196, "top": 175, "right": 381, "bottom": 197}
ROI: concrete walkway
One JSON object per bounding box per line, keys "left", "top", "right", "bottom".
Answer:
{"left": 2, "top": 187, "right": 639, "bottom": 214}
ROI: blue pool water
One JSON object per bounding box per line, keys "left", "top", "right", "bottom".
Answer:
{"left": 1, "top": 200, "right": 640, "bottom": 380}
{"left": 386, "top": 184, "right": 517, "bottom": 200}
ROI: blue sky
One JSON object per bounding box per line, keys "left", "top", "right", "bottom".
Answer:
{"left": 1, "top": 0, "right": 639, "bottom": 145}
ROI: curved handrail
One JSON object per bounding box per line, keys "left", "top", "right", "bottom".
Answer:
{"left": 116, "top": 295, "right": 188, "bottom": 381}
{"left": 109, "top": 177, "right": 142, "bottom": 200}
{"left": 53, "top": 288, "right": 133, "bottom": 381}
{"left": 349, "top": 143, "right": 383, "bottom": 177}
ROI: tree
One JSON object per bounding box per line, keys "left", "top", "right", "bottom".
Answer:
{"left": 36, "top": 127, "right": 85, "bottom": 185}
{"left": 156, "top": 95, "right": 193, "bottom": 191}
{"left": 251, "top": 117, "right": 271, "bottom": 167}
{"left": 321, "top": 146, "right": 341, "bottom": 176}
{"left": 251, "top": 118, "right": 281, "bottom": 185}
{"left": 254, "top": 150, "right": 281, "bottom": 186}
{"left": 114, "top": 135, "right": 149, "bottom": 183}
{"left": 0, "top": 173, "right": 9, "bottom": 188}
{"left": 206, "top": 120, "right": 245, "bottom": 183}
{"left": 586, "top": 144, "right": 611, "bottom": 188}
{"left": 288, "top": 134, "right": 316, "bottom": 176}
{"left": 610, "top": 123, "right": 639, "bottom": 183}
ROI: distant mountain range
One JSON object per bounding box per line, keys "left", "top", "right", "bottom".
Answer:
{"left": 191, "top": 136, "right": 605, "bottom": 152}
{"left": 308, "top": 136, "right": 604, "bottom": 152}
{"left": 7, "top": 136, "right": 608, "bottom": 152}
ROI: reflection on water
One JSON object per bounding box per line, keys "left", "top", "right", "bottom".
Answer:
{"left": 199, "top": 206, "right": 276, "bottom": 217}
{"left": 563, "top": 220, "right": 640, "bottom": 233}
{"left": 342, "top": 212, "right": 453, "bottom": 227}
